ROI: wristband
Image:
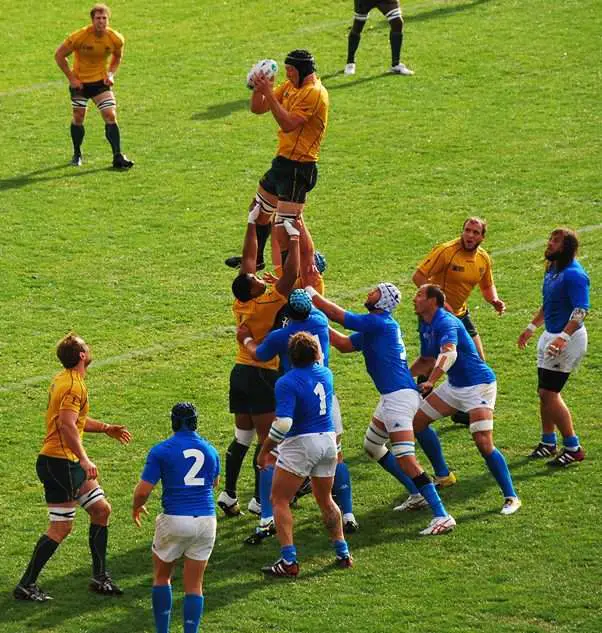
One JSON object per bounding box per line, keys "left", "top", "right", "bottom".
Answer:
{"left": 107, "top": 72, "right": 114, "bottom": 82}
{"left": 526, "top": 323, "right": 537, "bottom": 332}
{"left": 304, "top": 286, "right": 318, "bottom": 298}
{"left": 558, "top": 331, "right": 571, "bottom": 342}
{"left": 243, "top": 337, "right": 253, "bottom": 346}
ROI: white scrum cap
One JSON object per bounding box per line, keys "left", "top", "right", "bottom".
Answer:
{"left": 375, "top": 282, "right": 401, "bottom": 312}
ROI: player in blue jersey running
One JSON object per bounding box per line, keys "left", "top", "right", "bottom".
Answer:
{"left": 517, "top": 228, "right": 590, "bottom": 466}
{"left": 238, "top": 289, "right": 358, "bottom": 541}
{"left": 411, "top": 284, "right": 521, "bottom": 516}
{"left": 132, "top": 403, "right": 220, "bottom": 633}
{"left": 306, "top": 282, "right": 455, "bottom": 536}
{"left": 258, "top": 332, "right": 353, "bottom": 577}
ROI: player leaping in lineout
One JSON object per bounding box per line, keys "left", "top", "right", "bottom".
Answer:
{"left": 225, "top": 50, "right": 329, "bottom": 273}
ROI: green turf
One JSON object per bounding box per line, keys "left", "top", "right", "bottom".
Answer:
{"left": 1, "top": 0, "right": 601, "bottom": 631}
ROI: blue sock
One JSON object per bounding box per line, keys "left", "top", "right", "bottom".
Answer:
{"left": 152, "top": 585, "right": 172, "bottom": 633}
{"left": 378, "top": 451, "right": 419, "bottom": 494}
{"left": 333, "top": 462, "right": 353, "bottom": 514}
{"left": 333, "top": 539, "right": 349, "bottom": 558}
{"left": 281, "top": 544, "right": 297, "bottom": 563}
{"left": 260, "top": 466, "right": 274, "bottom": 521}
{"left": 542, "top": 432, "right": 557, "bottom": 446}
{"left": 183, "top": 594, "right": 204, "bottom": 633}
{"left": 416, "top": 427, "right": 450, "bottom": 478}
{"left": 484, "top": 448, "right": 516, "bottom": 498}
{"left": 418, "top": 482, "right": 447, "bottom": 518}
{"left": 563, "top": 435, "right": 580, "bottom": 451}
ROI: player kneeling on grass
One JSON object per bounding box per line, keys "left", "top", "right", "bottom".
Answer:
{"left": 259, "top": 332, "right": 352, "bottom": 578}
{"left": 133, "top": 403, "right": 220, "bottom": 633}
{"left": 411, "top": 284, "right": 521, "bottom": 516}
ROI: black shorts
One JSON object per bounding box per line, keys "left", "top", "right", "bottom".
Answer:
{"left": 229, "top": 364, "right": 279, "bottom": 415}
{"left": 538, "top": 368, "right": 570, "bottom": 393}
{"left": 460, "top": 310, "right": 478, "bottom": 338}
{"left": 259, "top": 156, "right": 318, "bottom": 204}
{"left": 354, "top": 0, "right": 400, "bottom": 17}
{"left": 69, "top": 80, "right": 111, "bottom": 101}
{"left": 36, "top": 454, "right": 86, "bottom": 504}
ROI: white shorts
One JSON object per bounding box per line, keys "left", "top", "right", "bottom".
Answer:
{"left": 537, "top": 327, "right": 588, "bottom": 373}
{"left": 422, "top": 380, "right": 497, "bottom": 419}
{"left": 152, "top": 514, "right": 217, "bottom": 563}
{"left": 373, "top": 389, "right": 421, "bottom": 433}
{"left": 277, "top": 432, "right": 337, "bottom": 479}
{"left": 333, "top": 393, "right": 343, "bottom": 435}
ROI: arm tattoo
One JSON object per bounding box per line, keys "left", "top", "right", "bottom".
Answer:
{"left": 569, "top": 307, "right": 588, "bottom": 325}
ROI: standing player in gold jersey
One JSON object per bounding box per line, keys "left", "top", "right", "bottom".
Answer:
{"left": 412, "top": 218, "right": 505, "bottom": 425}
{"left": 13, "top": 334, "right": 131, "bottom": 602}
{"left": 54, "top": 4, "right": 134, "bottom": 169}
{"left": 226, "top": 50, "right": 329, "bottom": 272}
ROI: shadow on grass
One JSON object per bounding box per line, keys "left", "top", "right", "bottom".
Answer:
{"left": 0, "top": 164, "right": 115, "bottom": 192}
{"left": 191, "top": 98, "right": 248, "bottom": 121}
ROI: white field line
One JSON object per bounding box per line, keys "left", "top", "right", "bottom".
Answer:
{"left": 2, "top": 223, "right": 600, "bottom": 394}
{"left": 0, "top": 81, "right": 63, "bottom": 98}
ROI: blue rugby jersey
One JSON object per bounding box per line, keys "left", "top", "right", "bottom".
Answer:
{"left": 419, "top": 308, "right": 495, "bottom": 388}
{"left": 141, "top": 430, "right": 220, "bottom": 516}
{"left": 275, "top": 363, "right": 335, "bottom": 437}
{"left": 542, "top": 260, "right": 590, "bottom": 333}
{"left": 345, "top": 311, "right": 418, "bottom": 395}
{"left": 255, "top": 308, "right": 330, "bottom": 372}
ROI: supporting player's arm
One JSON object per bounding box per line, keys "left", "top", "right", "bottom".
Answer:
{"left": 240, "top": 207, "right": 260, "bottom": 274}
{"left": 132, "top": 480, "right": 153, "bottom": 527}
{"left": 54, "top": 43, "right": 82, "bottom": 89}
{"left": 420, "top": 343, "right": 457, "bottom": 396}
{"left": 329, "top": 327, "right": 355, "bottom": 353}
{"left": 517, "top": 307, "right": 544, "bottom": 349}
{"left": 481, "top": 284, "right": 506, "bottom": 314}
{"left": 275, "top": 221, "right": 301, "bottom": 296}
{"left": 57, "top": 410, "right": 97, "bottom": 480}
{"left": 305, "top": 288, "right": 346, "bottom": 325}
{"left": 84, "top": 417, "right": 132, "bottom": 444}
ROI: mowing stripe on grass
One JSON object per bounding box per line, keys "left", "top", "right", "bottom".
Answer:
{"left": 2, "top": 223, "right": 600, "bottom": 394}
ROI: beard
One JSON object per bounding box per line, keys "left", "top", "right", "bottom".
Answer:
{"left": 84, "top": 356, "right": 93, "bottom": 368}
{"left": 364, "top": 300, "right": 377, "bottom": 311}
{"left": 461, "top": 237, "right": 478, "bottom": 251}
{"left": 545, "top": 250, "right": 560, "bottom": 261}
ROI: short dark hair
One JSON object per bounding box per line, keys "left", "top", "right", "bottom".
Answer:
{"left": 463, "top": 216, "right": 487, "bottom": 237}
{"left": 232, "top": 274, "right": 253, "bottom": 302}
{"left": 56, "top": 333, "right": 87, "bottom": 369}
{"left": 424, "top": 284, "right": 446, "bottom": 308}
{"left": 288, "top": 331, "right": 319, "bottom": 368}
{"left": 550, "top": 227, "right": 579, "bottom": 270}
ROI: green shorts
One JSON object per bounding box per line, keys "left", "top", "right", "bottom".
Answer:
{"left": 259, "top": 156, "right": 318, "bottom": 204}
{"left": 36, "top": 454, "right": 86, "bottom": 504}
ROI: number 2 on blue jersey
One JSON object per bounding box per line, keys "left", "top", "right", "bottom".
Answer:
{"left": 183, "top": 448, "right": 206, "bottom": 486}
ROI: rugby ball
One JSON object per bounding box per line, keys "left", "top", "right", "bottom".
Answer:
{"left": 246, "top": 59, "right": 278, "bottom": 89}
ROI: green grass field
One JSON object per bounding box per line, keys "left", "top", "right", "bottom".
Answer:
{"left": 1, "top": 0, "right": 601, "bottom": 631}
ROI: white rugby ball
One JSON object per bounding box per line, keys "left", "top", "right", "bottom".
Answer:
{"left": 246, "top": 59, "right": 278, "bottom": 89}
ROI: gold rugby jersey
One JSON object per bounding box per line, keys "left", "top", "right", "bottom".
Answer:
{"left": 273, "top": 79, "right": 329, "bottom": 162}
{"left": 40, "top": 369, "right": 89, "bottom": 462}
{"left": 416, "top": 238, "right": 494, "bottom": 317}
{"left": 233, "top": 284, "right": 287, "bottom": 370}
{"left": 64, "top": 26, "right": 124, "bottom": 83}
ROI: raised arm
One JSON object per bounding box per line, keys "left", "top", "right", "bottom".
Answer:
{"left": 305, "top": 288, "right": 346, "bottom": 325}
{"left": 254, "top": 73, "right": 306, "bottom": 132}
{"left": 329, "top": 327, "right": 355, "bottom": 353}
{"left": 275, "top": 221, "right": 301, "bottom": 297}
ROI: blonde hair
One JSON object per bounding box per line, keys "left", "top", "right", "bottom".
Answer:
{"left": 90, "top": 4, "right": 111, "bottom": 19}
